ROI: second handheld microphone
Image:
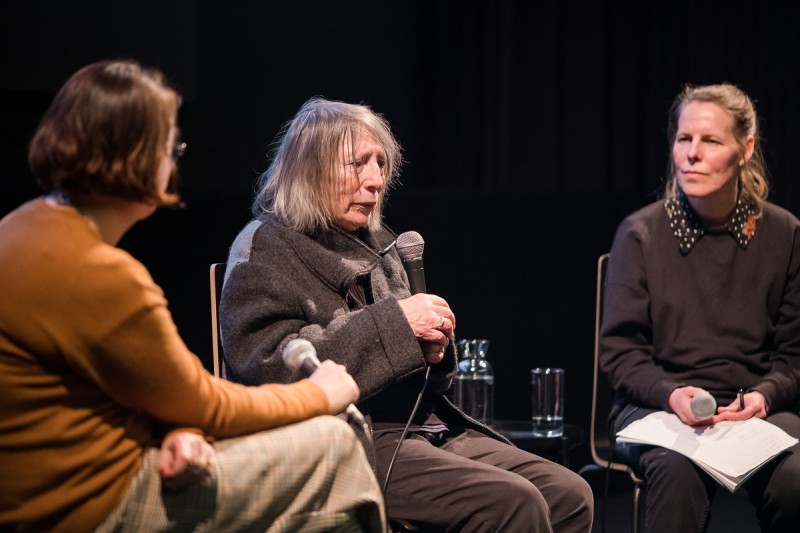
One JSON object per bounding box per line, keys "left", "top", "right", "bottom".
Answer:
{"left": 281, "top": 339, "right": 365, "bottom": 426}
{"left": 690, "top": 392, "right": 717, "bottom": 420}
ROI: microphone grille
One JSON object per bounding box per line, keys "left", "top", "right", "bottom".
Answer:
{"left": 690, "top": 393, "right": 717, "bottom": 419}
{"left": 396, "top": 231, "right": 425, "bottom": 261}
{"left": 281, "top": 339, "right": 317, "bottom": 371}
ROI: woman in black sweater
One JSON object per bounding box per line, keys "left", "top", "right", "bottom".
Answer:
{"left": 601, "top": 83, "right": 800, "bottom": 532}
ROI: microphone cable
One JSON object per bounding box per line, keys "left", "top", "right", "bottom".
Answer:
{"left": 381, "top": 363, "right": 432, "bottom": 493}
{"left": 380, "top": 231, "right": 434, "bottom": 493}
{"left": 378, "top": 239, "right": 397, "bottom": 257}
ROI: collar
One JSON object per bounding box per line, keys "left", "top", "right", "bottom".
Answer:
{"left": 262, "top": 214, "right": 399, "bottom": 292}
{"left": 664, "top": 190, "right": 759, "bottom": 254}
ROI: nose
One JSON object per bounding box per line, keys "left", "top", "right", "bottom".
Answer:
{"left": 360, "top": 160, "right": 384, "bottom": 192}
{"left": 686, "top": 139, "right": 701, "bottom": 162}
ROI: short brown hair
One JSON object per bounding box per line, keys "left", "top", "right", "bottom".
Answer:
{"left": 29, "top": 60, "right": 182, "bottom": 205}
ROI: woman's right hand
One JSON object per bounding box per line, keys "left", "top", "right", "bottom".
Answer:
{"left": 668, "top": 386, "right": 715, "bottom": 426}
{"left": 308, "top": 359, "right": 360, "bottom": 415}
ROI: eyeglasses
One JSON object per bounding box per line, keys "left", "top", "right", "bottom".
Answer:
{"left": 172, "top": 141, "right": 187, "bottom": 162}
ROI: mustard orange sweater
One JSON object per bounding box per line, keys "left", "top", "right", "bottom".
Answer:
{"left": 0, "top": 199, "right": 329, "bottom": 531}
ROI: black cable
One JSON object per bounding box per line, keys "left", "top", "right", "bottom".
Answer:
{"left": 381, "top": 364, "right": 432, "bottom": 494}
{"left": 602, "top": 458, "right": 611, "bottom": 533}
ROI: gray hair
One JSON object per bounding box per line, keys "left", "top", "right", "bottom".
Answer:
{"left": 253, "top": 97, "right": 402, "bottom": 232}
{"left": 665, "top": 83, "right": 768, "bottom": 212}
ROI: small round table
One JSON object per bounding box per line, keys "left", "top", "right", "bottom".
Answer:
{"left": 492, "top": 420, "right": 585, "bottom": 468}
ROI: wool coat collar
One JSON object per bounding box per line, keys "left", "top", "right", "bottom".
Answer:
{"left": 263, "top": 214, "right": 400, "bottom": 294}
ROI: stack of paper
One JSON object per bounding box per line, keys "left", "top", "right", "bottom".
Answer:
{"left": 616, "top": 411, "right": 798, "bottom": 492}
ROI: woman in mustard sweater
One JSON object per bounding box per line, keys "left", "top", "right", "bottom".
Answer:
{"left": 0, "top": 60, "right": 385, "bottom": 532}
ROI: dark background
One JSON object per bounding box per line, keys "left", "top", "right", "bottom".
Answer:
{"left": 3, "top": 1, "right": 800, "bottom": 470}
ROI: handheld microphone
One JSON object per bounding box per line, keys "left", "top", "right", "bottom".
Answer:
{"left": 396, "top": 231, "right": 426, "bottom": 294}
{"left": 384, "top": 232, "right": 436, "bottom": 492}
{"left": 690, "top": 392, "right": 717, "bottom": 420}
{"left": 281, "top": 339, "right": 366, "bottom": 426}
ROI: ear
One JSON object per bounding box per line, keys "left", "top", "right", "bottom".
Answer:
{"left": 741, "top": 135, "right": 755, "bottom": 165}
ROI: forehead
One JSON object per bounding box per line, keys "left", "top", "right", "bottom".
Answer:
{"left": 678, "top": 101, "right": 734, "bottom": 133}
{"left": 339, "top": 128, "right": 383, "bottom": 155}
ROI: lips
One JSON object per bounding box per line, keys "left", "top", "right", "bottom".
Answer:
{"left": 681, "top": 170, "right": 707, "bottom": 179}
{"left": 352, "top": 202, "right": 375, "bottom": 212}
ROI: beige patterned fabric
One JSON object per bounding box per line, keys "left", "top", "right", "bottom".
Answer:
{"left": 96, "top": 416, "right": 386, "bottom": 532}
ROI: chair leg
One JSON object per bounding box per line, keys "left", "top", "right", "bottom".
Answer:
{"left": 632, "top": 483, "right": 642, "bottom": 533}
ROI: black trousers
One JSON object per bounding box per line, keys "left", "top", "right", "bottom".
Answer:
{"left": 615, "top": 408, "right": 800, "bottom": 533}
{"left": 374, "top": 428, "right": 593, "bottom": 532}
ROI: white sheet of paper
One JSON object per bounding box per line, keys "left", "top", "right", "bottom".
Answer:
{"left": 616, "top": 411, "right": 797, "bottom": 492}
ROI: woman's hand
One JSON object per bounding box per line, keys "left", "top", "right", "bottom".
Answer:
{"left": 668, "top": 386, "right": 716, "bottom": 426}
{"left": 308, "top": 359, "right": 360, "bottom": 415}
{"left": 158, "top": 432, "right": 216, "bottom": 490}
{"left": 714, "top": 390, "right": 768, "bottom": 423}
{"left": 397, "top": 293, "right": 456, "bottom": 364}
{"left": 669, "top": 386, "right": 768, "bottom": 426}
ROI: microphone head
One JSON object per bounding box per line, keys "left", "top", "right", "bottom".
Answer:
{"left": 281, "top": 339, "right": 318, "bottom": 371}
{"left": 396, "top": 231, "right": 425, "bottom": 261}
{"left": 690, "top": 392, "right": 717, "bottom": 419}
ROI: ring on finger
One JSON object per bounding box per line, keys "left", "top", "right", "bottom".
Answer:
{"left": 439, "top": 316, "right": 445, "bottom": 328}
{"left": 189, "top": 458, "right": 210, "bottom": 472}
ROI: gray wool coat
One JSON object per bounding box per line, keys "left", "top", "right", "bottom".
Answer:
{"left": 219, "top": 214, "right": 507, "bottom": 465}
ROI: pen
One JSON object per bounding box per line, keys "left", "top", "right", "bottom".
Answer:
{"left": 738, "top": 388, "right": 745, "bottom": 410}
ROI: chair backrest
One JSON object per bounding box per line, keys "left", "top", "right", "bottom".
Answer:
{"left": 589, "top": 254, "right": 616, "bottom": 468}
{"left": 589, "top": 253, "right": 641, "bottom": 479}
{"left": 587, "top": 252, "right": 645, "bottom": 532}
{"left": 210, "top": 262, "right": 227, "bottom": 379}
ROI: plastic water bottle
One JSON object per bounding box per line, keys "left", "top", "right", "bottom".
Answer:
{"left": 454, "top": 339, "right": 494, "bottom": 425}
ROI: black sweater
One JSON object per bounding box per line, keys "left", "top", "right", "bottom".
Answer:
{"left": 600, "top": 200, "right": 800, "bottom": 423}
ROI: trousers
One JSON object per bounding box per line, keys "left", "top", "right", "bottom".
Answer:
{"left": 615, "top": 408, "right": 800, "bottom": 533}
{"left": 374, "top": 427, "right": 593, "bottom": 532}
{"left": 96, "top": 416, "right": 386, "bottom": 532}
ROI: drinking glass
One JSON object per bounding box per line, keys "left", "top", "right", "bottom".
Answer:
{"left": 531, "top": 367, "right": 564, "bottom": 437}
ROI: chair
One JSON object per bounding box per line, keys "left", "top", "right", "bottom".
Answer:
{"left": 578, "top": 253, "right": 646, "bottom": 533}
{"left": 209, "top": 262, "right": 227, "bottom": 379}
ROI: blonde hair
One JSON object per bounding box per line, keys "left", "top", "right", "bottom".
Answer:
{"left": 665, "top": 83, "right": 768, "bottom": 211}
{"left": 252, "top": 97, "right": 402, "bottom": 232}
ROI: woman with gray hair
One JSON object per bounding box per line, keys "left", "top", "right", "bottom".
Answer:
{"left": 220, "top": 96, "right": 594, "bottom": 532}
{"left": 601, "top": 83, "right": 800, "bottom": 532}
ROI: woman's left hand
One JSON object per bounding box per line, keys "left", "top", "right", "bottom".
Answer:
{"left": 158, "top": 431, "right": 216, "bottom": 490}
{"left": 713, "top": 391, "right": 768, "bottom": 423}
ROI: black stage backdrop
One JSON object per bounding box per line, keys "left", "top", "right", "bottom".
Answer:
{"left": 3, "top": 1, "right": 800, "bottom": 469}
